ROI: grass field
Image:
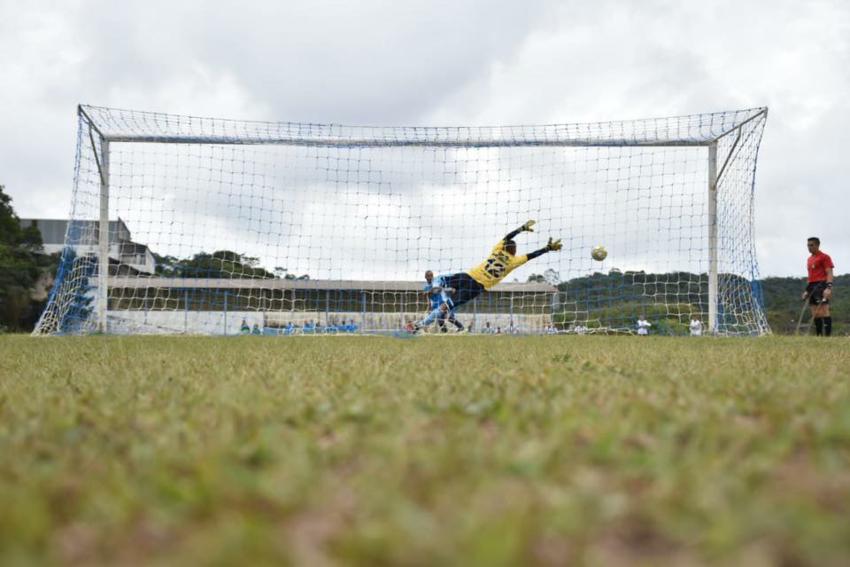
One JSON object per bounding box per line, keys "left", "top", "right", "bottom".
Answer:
{"left": 1, "top": 335, "right": 849, "bottom": 565}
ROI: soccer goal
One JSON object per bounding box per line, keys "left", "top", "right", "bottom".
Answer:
{"left": 34, "top": 105, "right": 769, "bottom": 336}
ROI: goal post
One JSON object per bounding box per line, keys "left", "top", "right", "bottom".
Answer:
{"left": 708, "top": 141, "right": 718, "bottom": 334}
{"left": 34, "top": 105, "right": 770, "bottom": 336}
{"left": 97, "top": 138, "right": 110, "bottom": 334}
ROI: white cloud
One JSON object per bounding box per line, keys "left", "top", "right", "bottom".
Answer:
{"left": 1, "top": 0, "right": 848, "bottom": 276}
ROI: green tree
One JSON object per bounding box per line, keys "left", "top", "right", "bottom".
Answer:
{"left": 0, "top": 185, "right": 53, "bottom": 331}
{"left": 153, "top": 250, "right": 276, "bottom": 279}
{"left": 155, "top": 251, "right": 308, "bottom": 280}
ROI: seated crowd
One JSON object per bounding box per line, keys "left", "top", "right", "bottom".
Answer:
{"left": 239, "top": 318, "right": 360, "bottom": 335}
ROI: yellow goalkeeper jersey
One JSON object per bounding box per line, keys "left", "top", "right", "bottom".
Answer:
{"left": 467, "top": 240, "right": 529, "bottom": 289}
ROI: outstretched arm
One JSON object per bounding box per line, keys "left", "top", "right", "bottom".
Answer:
{"left": 503, "top": 220, "right": 536, "bottom": 242}
{"left": 526, "top": 237, "right": 562, "bottom": 261}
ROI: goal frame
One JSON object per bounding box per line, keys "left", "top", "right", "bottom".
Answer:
{"left": 75, "top": 104, "right": 768, "bottom": 336}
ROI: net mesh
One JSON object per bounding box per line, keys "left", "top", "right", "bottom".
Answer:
{"left": 34, "top": 105, "right": 769, "bottom": 336}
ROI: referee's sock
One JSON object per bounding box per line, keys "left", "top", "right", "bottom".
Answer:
{"left": 824, "top": 317, "right": 832, "bottom": 337}
{"left": 814, "top": 317, "right": 824, "bottom": 336}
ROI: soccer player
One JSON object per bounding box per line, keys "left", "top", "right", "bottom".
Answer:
{"left": 414, "top": 220, "right": 561, "bottom": 331}
{"left": 418, "top": 270, "right": 463, "bottom": 332}
{"left": 802, "top": 236, "right": 835, "bottom": 336}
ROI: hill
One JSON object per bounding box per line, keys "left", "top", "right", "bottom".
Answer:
{"left": 545, "top": 271, "right": 847, "bottom": 336}
{"left": 761, "top": 274, "right": 849, "bottom": 335}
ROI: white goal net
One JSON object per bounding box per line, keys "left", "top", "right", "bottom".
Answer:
{"left": 34, "top": 105, "right": 769, "bottom": 336}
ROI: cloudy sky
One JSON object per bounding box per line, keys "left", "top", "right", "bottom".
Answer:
{"left": 1, "top": 0, "right": 847, "bottom": 277}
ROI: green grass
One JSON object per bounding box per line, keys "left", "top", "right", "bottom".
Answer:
{"left": 1, "top": 336, "right": 849, "bottom": 566}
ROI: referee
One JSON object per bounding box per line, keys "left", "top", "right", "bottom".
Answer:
{"left": 802, "top": 237, "right": 835, "bottom": 337}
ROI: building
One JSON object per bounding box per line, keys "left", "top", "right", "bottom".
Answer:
{"left": 18, "top": 218, "right": 156, "bottom": 275}
{"left": 105, "top": 277, "right": 558, "bottom": 335}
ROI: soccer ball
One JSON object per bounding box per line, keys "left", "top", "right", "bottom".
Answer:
{"left": 591, "top": 245, "right": 607, "bottom": 261}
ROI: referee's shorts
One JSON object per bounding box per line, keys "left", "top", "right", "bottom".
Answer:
{"left": 806, "top": 281, "right": 829, "bottom": 305}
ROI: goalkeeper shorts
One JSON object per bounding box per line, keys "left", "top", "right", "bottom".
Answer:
{"left": 441, "top": 272, "right": 485, "bottom": 309}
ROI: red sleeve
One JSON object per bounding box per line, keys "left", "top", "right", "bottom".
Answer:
{"left": 825, "top": 254, "right": 835, "bottom": 269}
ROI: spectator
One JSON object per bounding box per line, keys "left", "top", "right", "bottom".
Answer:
{"left": 689, "top": 315, "right": 703, "bottom": 336}
{"left": 636, "top": 316, "right": 651, "bottom": 336}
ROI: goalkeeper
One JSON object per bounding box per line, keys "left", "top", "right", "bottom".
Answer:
{"left": 414, "top": 220, "right": 561, "bottom": 331}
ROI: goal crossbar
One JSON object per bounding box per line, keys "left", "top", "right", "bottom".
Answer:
{"left": 79, "top": 105, "right": 767, "bottom": 148}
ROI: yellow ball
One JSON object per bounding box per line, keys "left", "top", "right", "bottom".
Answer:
{"left": 591, "top": 245, "right": 607, "bottom": 261}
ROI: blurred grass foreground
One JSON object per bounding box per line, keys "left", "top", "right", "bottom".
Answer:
{"left": 1, "top": 335, "right": 848, "bottom": 565}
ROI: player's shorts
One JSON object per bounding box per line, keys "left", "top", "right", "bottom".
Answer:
{"left": 806, "top": 281, "right": 829, "bottom": 305}
{"left": 441, "top": 272, "right": 485, "bottom": 310}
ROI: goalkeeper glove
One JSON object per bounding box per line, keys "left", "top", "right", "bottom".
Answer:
{"left": 547, "top": 237, "right": 562, "bottom": 251}
{"left": 521, "top": 220, "right": 536, "bottom": 232}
